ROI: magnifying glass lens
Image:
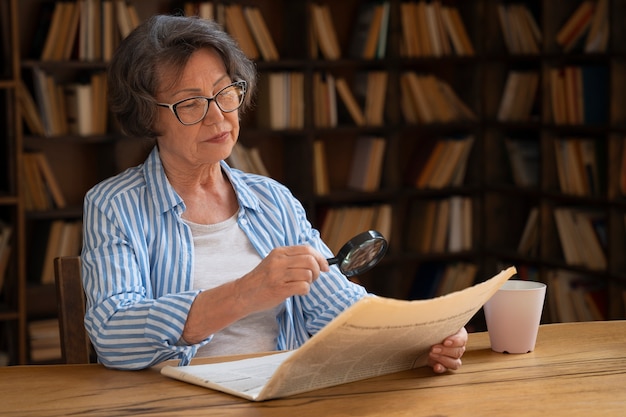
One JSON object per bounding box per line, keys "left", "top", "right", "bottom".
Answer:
{"left": 328, "top": 230, "right": 388, "bottom": 277}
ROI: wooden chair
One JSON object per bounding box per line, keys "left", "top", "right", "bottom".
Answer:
{"left": 53, "top": 256, "right": 94, "bottom": 364}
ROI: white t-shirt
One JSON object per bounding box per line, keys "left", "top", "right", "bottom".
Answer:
{"left": 184, "top": 213, "right": 285, "bottom": 357}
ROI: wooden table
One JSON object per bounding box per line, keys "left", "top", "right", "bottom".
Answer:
{"left": 1, "top": 321, "right": 625, "bottom": 416}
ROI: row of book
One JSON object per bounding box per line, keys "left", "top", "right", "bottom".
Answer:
{"left": 313, "top": 71, "right": 388, "bottom": 128}
{"left": 349, "top": 1, "right": 390, "bottom": 60}
{"left": 517, "top": 206, "right": 607, "bottom": 272}
{"left": 409, "top": 262, "right": 478, "bottom": 300}
{"left": 400, "top": 72, "right": 476, "bottom": 124}
{"left": 554, "top": 207, "right": 607, "bottom": 271}
{"left": 517, "top": 207, "right": 539, "bottom": 257}
{"left": 36, "top": 0, "right": 140, "bottom": 62}
{"left": 320, "top": 205, "right": 392, "bottom": 255}
{"left": 497, "top": 71, "right": 539, "bottom": 122}
{"left": 257, "top": 72, "right": 304, "bottom": 130}
{"left": 547, "top": 269, "right": 607, "bottom": 323}
{"left": 399, "top": 1, "right": 474, "bottom": 57}
{"left": 37, "top": 0, "right": 282, "bottom": 63}
{"left": 0, "top": 221, "right": 12, "bottom": 296}
{"left": 556, "top": 0, "right": 609, "bottom": 54}
{"left": 245, "top": 69, "right": 389, "bottom": 130}
{"left": 39, "top": 220, "right": 83, "bottom": 285}
{"left": 550, "top": 65, "right": 608, "bottom": 125}
{"left": 313, "top": 136, "right": 387, "bottom": 196}
{"left": 28, "top": 319, "right": 61, "bottom": 363}
{"left": 406, "top": 196, "right": 473, "bottom": 254}
{"left": 22, "top": 69, "right": 108, "bottom": 137}
{"left": 406, "top": 135, "right": 474, "bottom": 190}
{"left": 216, "top": 3, "right": 279, "bottom": 62}
{"left": 311, "top": 1, "right": 391, "bottom": 61}
{"left": 554, "top": 138, "right": 601, "bottom": 197}
{"left": 21, "top": 152, "right": 66, "bottom": 212}
{"left": 226, "top": 143, "right": 269, "bottom": 177}
{"left": 497, "top": 4, "right": 542, "bottom": 54}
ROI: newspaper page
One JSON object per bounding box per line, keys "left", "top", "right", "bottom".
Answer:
{"left": 161, "top": 266, "right": 516, "bottom": 401}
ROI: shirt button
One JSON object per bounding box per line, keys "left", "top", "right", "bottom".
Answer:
{"left": 240, "top": 218, "right": 248, "bottom": 225}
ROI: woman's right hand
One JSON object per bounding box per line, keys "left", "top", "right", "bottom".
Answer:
{"left": 183, "top": 245, "right": 328, "bottom": 344}
{"left": 237, "top": 245, "right": 330, "bottom": 311}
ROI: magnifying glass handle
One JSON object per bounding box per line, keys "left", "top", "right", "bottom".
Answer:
{"left": 326, "top": 256, "right": 340, "bottom": 266}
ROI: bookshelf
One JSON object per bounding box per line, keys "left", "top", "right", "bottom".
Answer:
{"left": 482, "top": 0, "right": 626, "bottom": 324}
{"left": 0, "top": 0, "right": 27, "bottom": 365}
{"left": 2, "top": 0, "right": 625, "bottom": 365}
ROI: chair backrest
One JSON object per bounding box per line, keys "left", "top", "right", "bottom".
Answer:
{"left": 54, "top": 256, "right": 93, "bottom": 364}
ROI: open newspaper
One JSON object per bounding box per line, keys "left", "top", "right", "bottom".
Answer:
{"left": 161, "top": 266, "right": 517, "bottom": 401}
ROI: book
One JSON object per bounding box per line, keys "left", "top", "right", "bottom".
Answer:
{"left": 162, "top": 266, "right": 517, "bottom": 401}
{"left": 441, "top": 5, "right": 474, "bottom": 56}
{"left": 224, "top": 4, "right": 259, "bottom": 60}
{"left": 347, "top": 136, "right": 386, "bottom": 192}
{"left": 17, "top": 80, "right": 46, "bottom": 136}
{"left": 335, "top": 78, "right": 366, "bottom": 126}
{"left": 312, "top": 140, "right": 330, "bottom": 196}
{"left": 517, "top": 207, "right": 539, "bottom": 256}
{"left": 226, "top": 143, "right": 269, "bottom": 177}
{"left": 310, "top": 3, "right": 341, "bottom": 60}
{"left": 243, "top": 6, "right": 279, "bottom": 61}
{"left": 33, "top": 151, "right": 67, "bottom": 209}
{"left": 584, "top": 0, "right": 609, "bottom": 53}
{"left": 556, "top": 1, "right": 595, "bottom": 52}
{"left": 0, "top": 221, "right": 12, "bottom": 294}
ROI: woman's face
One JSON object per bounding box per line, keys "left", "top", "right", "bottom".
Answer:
{"left": 154, "top": 48, "right": 240, "bottom": 168}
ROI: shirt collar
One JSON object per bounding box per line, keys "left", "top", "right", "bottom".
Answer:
{"left": 142, "top": 147, "right": 261, "bottom": 214}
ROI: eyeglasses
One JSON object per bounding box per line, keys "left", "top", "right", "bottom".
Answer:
{"left": 156, "top": 80, "right": 247, "bottom": 125}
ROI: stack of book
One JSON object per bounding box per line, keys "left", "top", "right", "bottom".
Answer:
{"left": 226, "top": 143, "right": 270, "bottom": 177}
{"left": 0, "top": 221, "right": 12, "bottom": 296}
{"left": 309, "top": 3, "right": 341, "bottom": 60}
{"left": 312, "top": 71, "right": 388, "bottom": 128}
{"left": 549, "top": 66, "right": 608, "bottom": 125}
{"left": 222, "top": 4, "right": 279, "bottom": 61}
{"left": 553, "top": 138, "right": 601, "bottom": 197}
{"left": 349, "top": 0, "right": 390, "bottom": 59}
{"left": 37, "top": 0, "right": 139, "bottom": 62}
{"left": 556, "top": 0, "right": 609, "bottom": 53}
{"left": 320, "top": 205, "right": 392, "bottom": 254}
{"left": 553, "top": 208, "right": 606, "bottom": 271}
{"left": 256, "top": 72, "right": 304, "bottom": 130}
{"left": 399, "top": 1, "right": 474, "bottom": 57}
{"left": 497, "top": 3, "right": 542, "bottom": 54}
{"left": 497, "top": 71, "right": 539, "bottom": 122}
{"left": 406, "top": 196, "right": 473, "bottom": 254}
{"left": 400, "top": 72, "right": 476, "bottom": 124}
{"left": 21, "top": 152, "right": 66, "bottom": 211}
{"left": 28, "top": 319, "right": 61, "bottom": 363}
{"left": 547, "top": 269, "right": 607, "bottom": 323}
{"left": 407, "top": 136, "right": 475, "bottom": 189}
{"left": 31, "top": 68, "right": 108, "bottom": 137}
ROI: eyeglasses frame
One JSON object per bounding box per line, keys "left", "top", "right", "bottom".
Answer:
{"left": 156, "top": 80, "right": 247, "bottom": 125}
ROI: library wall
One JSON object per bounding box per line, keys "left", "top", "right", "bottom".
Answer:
{"left": 0, "top": 0, "right": 625, "bottom": 365}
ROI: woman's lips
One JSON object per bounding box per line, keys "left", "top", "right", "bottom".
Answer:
{"left": 206, "top": 131, "right": 230, "bottom": 143}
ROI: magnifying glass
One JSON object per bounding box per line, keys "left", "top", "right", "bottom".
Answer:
{"left": 327, "top": 230, "right": 388, "bottom": 277}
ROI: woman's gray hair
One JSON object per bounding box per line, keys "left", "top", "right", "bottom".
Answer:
{"left": 108, "top": 15, "right": 257, "bottom": 139}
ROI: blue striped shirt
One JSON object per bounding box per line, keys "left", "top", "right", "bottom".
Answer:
{"left": 81, "top": 147, "right": 368, "bottom": 370}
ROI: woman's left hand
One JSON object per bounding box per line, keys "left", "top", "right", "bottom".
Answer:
{"left": 428, "top": 327, "right": 468, "bottom": 374}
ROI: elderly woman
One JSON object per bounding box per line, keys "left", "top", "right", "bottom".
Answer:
{"left": 81, "top": 14, "right": 467, "bottom": 371}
